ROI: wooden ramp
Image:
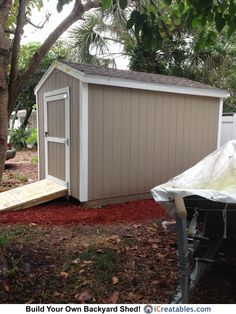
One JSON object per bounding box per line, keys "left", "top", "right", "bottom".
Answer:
{"left": 0, "top": 179, "right": 67, "bottom": 212}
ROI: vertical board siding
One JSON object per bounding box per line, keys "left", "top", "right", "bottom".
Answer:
{"left": 111, "top": 87, "right": 122, "bottom": 195}
{"left": 47, "top": 99, "right": 65, "bottom": 138}
{"left": 88, "top": 84, "right": 219, "bottom": 201}
{"left": 129, "top": 91, "right": 140, "bottom": 194}
{"left": 48, "top": 142, "right": 65, "bottom": 181}
{"left": 37, "top": 69, "right": 80, "bottom": 199}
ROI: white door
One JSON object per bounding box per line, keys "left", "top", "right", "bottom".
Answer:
{"left": 44, "top": 87, "right": 70, "bottom": 188}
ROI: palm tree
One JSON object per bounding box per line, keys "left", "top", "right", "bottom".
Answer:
{"left": 68, "top": 5, "right": 132, "bottom": 68}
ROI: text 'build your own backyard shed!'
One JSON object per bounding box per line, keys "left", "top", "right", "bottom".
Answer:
{"left": 35, "top": 61, "right": 228, "bottom": 204}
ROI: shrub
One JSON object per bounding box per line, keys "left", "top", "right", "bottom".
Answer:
{"left": 10, "top": 128, "right": 30, "bottom": 149}
{"left": 26, "top": 128, "right": 37, "bottom": 148}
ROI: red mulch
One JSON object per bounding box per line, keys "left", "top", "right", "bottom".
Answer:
{"left": 0, "top": 199, "right": 168, "bottom": 226}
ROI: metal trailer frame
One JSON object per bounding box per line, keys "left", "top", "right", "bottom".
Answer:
{"left": 171, "top": 194, "right": 235, "bottom": 304}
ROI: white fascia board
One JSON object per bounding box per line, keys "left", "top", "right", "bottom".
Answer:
{"left": 85, "top": 74, "right": 229, "bottom": 99}
{"left": 34, "top": 62, "right": 56, "bottom": 94}
{"left": 52, "top": 61, "right": 86, "bottom": 83}
{"left": 34, "top": 61, "right": 86, "bottom": 94}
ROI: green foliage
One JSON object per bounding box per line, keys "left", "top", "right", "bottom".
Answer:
{"left": 69, "top": 7, "right": 127, "bottom": 67}
{"left": 125, "top": 0, "right": 236, "bottom": 112}
{"left": 6, "top": 0, "right": 44, "bottom": 33}
{"left": 57, "top": 0, "right": 73, "bottom": 12}
{"left": 10, "top": 128, "right": 30, "bottom": 149}
{"left": 31, "top": 156, "right": 38, "bottom": 165}
{"left": 26, "top": 128, "right": 37, "bottom": 147}
{"left": 69, "top": 11, "right": 113, "bottom": 66}
{"left": 119, "top": 0, "right": 128, "bottom": 10}
{"left": 100, "top": 0, "right": 236, "bottom": 50}
{"left": 14, "top": 173, "right": 28, "bottom": 183}
{"left": 16, "top": 41, "right": 69, "bottom": 112}
{"left": 163, "top": 0, "right": 172, "bottom": 4}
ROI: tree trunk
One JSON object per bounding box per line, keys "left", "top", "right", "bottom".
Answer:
{"left": 0, "top": 90, "right": 8, "bottom": 184}
{"left": 10, "top": 103, "right": 20, "bottom": 130}
{"left": 0, "top": 0, "right": 12, "bottom": 184}
{"left": 20, "top": 107, "right": 32, "bottom": 130}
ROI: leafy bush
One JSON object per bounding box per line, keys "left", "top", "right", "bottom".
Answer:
{"left": 26, "top": 128, "right": 37, "bottom": 147}
{"left": 10, "top": 128, "right": 30, "bottom": 149}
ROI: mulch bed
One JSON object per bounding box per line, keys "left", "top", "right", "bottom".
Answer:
{"left": 0, "top": 199, "right": 169, "bottom": 226}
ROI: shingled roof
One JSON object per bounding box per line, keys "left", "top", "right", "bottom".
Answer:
{"left": 35, "top": 60, "right": 229, "bottom": 98}
{"left": 61, "top": 61, "right": 222, "bottom": 92}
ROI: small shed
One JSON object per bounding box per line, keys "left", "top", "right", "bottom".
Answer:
{"left": 35, "top": 61, "right": 228, "bottom": 204}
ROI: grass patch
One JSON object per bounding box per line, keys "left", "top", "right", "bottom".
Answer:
{"left": 14, "top": 173, "right": 28, "bottom": 183}
{"left": 1, "top": 172, "right": 28, "bottom": 188}
{"left": 80, "top": 247, "right": 118, "bottom": 283}
{"left": 7, "top": 256, "right": 21, "bottom": 278}
{"left": 0, "top": 226, "right": 27, "bottom": 248}
{"left": 0, "top": 233, "right": 11, "bottom": 247}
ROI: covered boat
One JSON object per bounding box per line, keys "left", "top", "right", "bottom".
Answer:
{"left": 151, "top": 140, "right": 236, "bottom": 303}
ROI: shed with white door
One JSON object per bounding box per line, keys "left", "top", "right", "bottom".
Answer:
{"left": 35, "top": 61, "right": 228, "bottom": 204}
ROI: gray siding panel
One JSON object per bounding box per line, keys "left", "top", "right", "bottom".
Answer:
{"left": 37, "top": 69, "right": 80, "bottom": 199}
{"left": 88, "top": 84, "right": 219, "bottom": 201}
{"left": 47, "top": 99, "right": 65, "bottom": 138}
{"left": 48, "top": 142, "right": 65, "bottom": 181}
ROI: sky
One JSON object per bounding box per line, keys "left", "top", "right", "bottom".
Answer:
{"left": 22, "top": 0, "right": 129, "bottom": 69}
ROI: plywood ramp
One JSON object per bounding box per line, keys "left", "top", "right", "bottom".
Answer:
{"left": 0, "top": 179, "right": 67, "bottom": 212}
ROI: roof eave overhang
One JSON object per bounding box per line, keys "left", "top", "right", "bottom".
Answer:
{"left": 34, "top": 61, "right": 229, "bottom": 99}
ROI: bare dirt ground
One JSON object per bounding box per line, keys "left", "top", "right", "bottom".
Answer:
{"left": 1, "top": 150, "right": 38, "bottom": 192}
{"left": 0, "top": 222, "right": 179, "bottom": 304}
{"left": 0, "top": 151, "right": 236, "bottom": 304}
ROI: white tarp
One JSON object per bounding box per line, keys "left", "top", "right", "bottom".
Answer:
{"left": 151, "top": 140, "right": 236, "bottom": 213}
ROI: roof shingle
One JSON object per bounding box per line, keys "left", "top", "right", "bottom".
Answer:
{"left": 61, "top": 61, "right": 222, "bottom": 92}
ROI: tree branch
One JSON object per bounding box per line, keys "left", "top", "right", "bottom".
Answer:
{"left": 8, "top": 0, "right": 100, "bottom": 112}
{"left": 26, "top": 12, "right": 51, "bottom": 29}
{"left": 4, "top": 28, "right": 15, "bottom": 34}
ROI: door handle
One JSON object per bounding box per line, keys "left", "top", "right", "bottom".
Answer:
{"left": 44, "top": 131, "right": 48, "bottom": 137}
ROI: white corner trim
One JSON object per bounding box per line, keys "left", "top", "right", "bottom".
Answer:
{"left": 35, "top": 61, "right": 229, "bottom": 99}
{"left": 65, "top": 87, "right": 71, "bottom": 194}
{"left": 35, "top": 93, "right": 40, "bottom": 180}
{"left": 79, "top": 81, "right": 89, "bottom": 202}
{"left": 43, "top": 94, "right": 48, "bottom": 181}
{"left": 217, "top": 98, "right": 224, "bottom": 148}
